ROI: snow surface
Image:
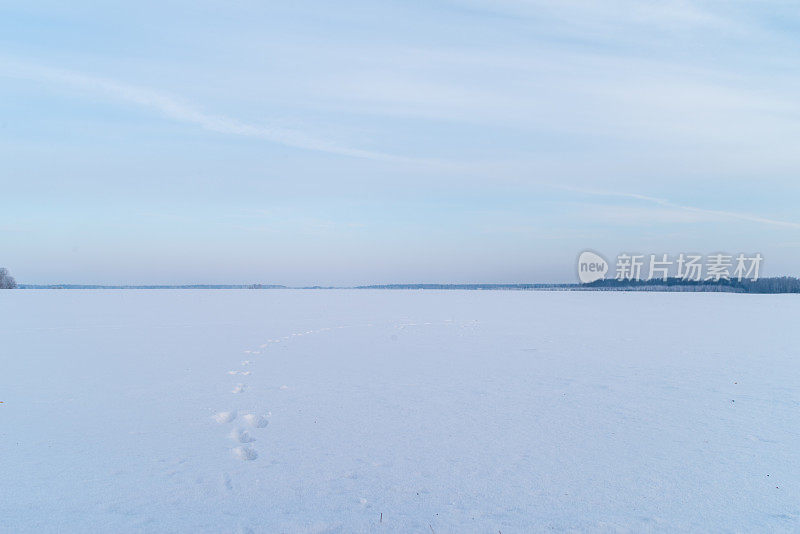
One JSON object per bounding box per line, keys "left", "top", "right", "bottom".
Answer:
{"left": 1, "top": 289, "right": 798, "bottom": 532}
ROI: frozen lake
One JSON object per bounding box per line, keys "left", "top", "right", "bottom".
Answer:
{"left": 1, "top": 290, "right": 798, "bottom": 532}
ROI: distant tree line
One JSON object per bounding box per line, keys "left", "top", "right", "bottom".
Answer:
{"left": 7, "top": 274, "right": 800, "bottom": 293}
{"left": 357, "top": 283, "right": 566, "bottom": 290}
{"left": 359, "top": 278, "right": 800, "bottom": 293}
{"left": 584, "top": 276, "right": 800, "bottom": 294}
{"left": 18, "top": 284, "right": 287, "bottom": 289}
{"left": 0, "top": 268, "right": 16, "bottom": 289}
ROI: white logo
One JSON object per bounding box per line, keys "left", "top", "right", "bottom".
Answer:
{"left": 577, "top": 251, "right": 609, "bottom": 283}
{"left": 575, "top": 250, "right": 762, "bottom": 283}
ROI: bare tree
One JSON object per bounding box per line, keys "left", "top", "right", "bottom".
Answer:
{"left": 0, "top": 267, "right": 17, "bottom": 289}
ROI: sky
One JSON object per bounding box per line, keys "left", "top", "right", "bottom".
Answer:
{"left": 2, "top": 0, "right": 800, "bottom": 285}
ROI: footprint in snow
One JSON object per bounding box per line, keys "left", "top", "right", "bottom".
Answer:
{"left": 233, "top": 446, "right": 258, "bottom": 461}
{"left": 230, "top": 428, "right": 256, "bottom": 443}
{"left": 213, "top": 411, "right": 237, "bottom": 423}
{"left": 242, "top": 413, "right": 269, "bottom": 428}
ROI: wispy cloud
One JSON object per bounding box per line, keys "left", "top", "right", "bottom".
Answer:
{"left": 0, "top": 57, "right": 405, "bottom": 162}
{"left": 2, "top": 56, "right": 797, "bottom": 234}
{"left": 454, "top": 0, "right": 759, "bottom": 41}
{"left": 554, "top": 184, "right": 800, "bottom": 229}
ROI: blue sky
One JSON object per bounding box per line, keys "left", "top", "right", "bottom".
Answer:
{"left": 2, "top": 0, "right": 800, "bottom": 284}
